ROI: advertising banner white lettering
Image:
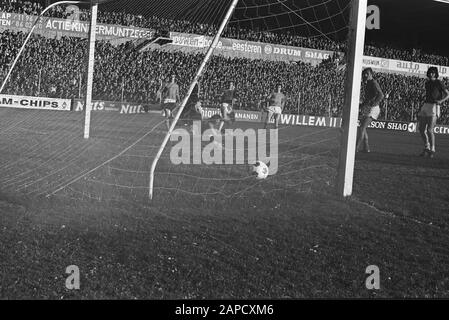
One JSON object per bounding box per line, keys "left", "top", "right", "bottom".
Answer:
{"left": 2, "top": 11, "right": 447, "bottom": 73}
{"left": 278, "top": 114, "right": 342, "bottom": 127}
{"left": 72, "top": 99, "right": 120, "bottom": 112}
{"left": 119, "top": 103, "right": 148, "bottom": 114}
{"left": 201, "top": 107, "right": 342, "bottom": 127}
{"left": 366, "top": 120, "right": 417, "bottom": 132}
{"left": 201, "top": 108, "right": 261, "bottom": 122}
{"left": 169, "top": 32, "right": 334, "bottom": 63}
{"left": 0, "top": 11, "right": 154, "bottom": 40}
{"left": 362, "top": 56, "right": 449, "bottom": 78}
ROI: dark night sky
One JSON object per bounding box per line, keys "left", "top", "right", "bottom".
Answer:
{"left": 53, "top": 0, "right": 449, "bottom": 56}
{"left": 366, "top": 0, "right": 449, "bottom": 55}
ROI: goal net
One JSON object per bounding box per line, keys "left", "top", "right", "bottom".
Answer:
{"left": 0, "top": 0, "right": 357, "bottom": 210}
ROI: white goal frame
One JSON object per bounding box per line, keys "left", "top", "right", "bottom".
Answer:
{"left": 148, "top": 0, "right": 240, "bottom": 200}
{"left": 336, "top": 0, "right": 368, "bottom": 197}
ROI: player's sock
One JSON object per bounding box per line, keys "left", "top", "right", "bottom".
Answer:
{"left": 209, "top": 126, "right": 220, "bottom": 138}
{"left": 218, "top": 121, "right": 225, "bottom": 133}
{"left": 363, "top": 138, "right": 370, "bottom": 152}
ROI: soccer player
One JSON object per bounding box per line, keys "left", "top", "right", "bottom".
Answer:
{"left": 155, "top": 79, "right": 164, "bottom": 104}
{"left": 161, "top": 75, "right": 180, "bottom": 130}
{"left": 180, "top": 82, "right": 201, "bottom": 120}
{"left": 356, "top": 68, "right": 384, "bottom": 153}
{"left": 180, "top": 81, "right": 203, "bottom": 129}
{"left": 264, "top": 84, "right": 286, "bottom": 129}
{"left": 217, "top": 81, "right": 237, "bottom": 132}
{"left": 417, "top": 66, "right": 449, "bottom": 158}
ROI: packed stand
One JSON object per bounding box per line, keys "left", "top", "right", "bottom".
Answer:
{"left": 0, "top": 30, "right": 345, "bottom": 116}
{"left": 2, "top": 29, "right": 449, "bottom": 124}
{"left": 3, "top": 0, "right": 449, "bottom": 66}
{"left": 364, "top": 44, "right": 449, "bottom": 67}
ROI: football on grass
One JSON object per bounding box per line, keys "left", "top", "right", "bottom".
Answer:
{"left": 252, "top": 161, "right": 269, "bottom": 179}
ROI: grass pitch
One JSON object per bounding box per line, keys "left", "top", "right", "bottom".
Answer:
{"left": 0, "top": 108, "right": 448, "bottom": 299}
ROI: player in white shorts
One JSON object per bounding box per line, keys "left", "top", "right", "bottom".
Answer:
{"left": 264, "top": 84, "right": 286, "bottom": 129}
{"left": 161, "top": 75, "right": 181, "bottom": 130}
{"left": 357, "top": 68, "right": 384, "bottom": 153}
{"left": 417, "top": 67, "right": 449, "bottom": 158}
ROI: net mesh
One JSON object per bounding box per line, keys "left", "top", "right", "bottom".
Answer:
{"left": 0, "top": 0, "right": 352, "bottom": 208}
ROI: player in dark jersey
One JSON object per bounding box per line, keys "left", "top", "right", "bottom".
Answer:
{"left": 417, "top": 67, "right": 449, "bottom": 158}
{"left": 179, "top": 81, "right": 203, "bottom": 130}
{"left": 217, "top": 81, "right": 237, "bottom": 132}
{"left": 264, "top": 84, "right": 286, "bottom": 129}
{"left": 161, "top": 75, "right": 180, "bottom": 130}
{"left": 180, "top": 82, "right": 201, "bottom": 120}
{"left": 357, "top": 68, "right": 384, "bottom": 153}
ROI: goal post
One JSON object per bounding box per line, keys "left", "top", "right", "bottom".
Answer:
{"left": 83, "top": 0, "right": 98, "bottom": 139}
{"left": 336, "top": 0, "right": 368, "bottom": 197}
{"left": 148, "top": 0, "right": 240, "bottom": 200}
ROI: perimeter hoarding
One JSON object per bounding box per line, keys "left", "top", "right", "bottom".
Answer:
{"left": 72, "top": 99, "right": 121, "bottom": 112}
{"left": 2, "top": 11, "right": 448, "bottom": 73}
{"left": 201, "top": 107, "right": 341, "bottom": 128}
{"left": 0, "top": 11, "right": 154, "bottom": 41}
{"left": 201, "top": 107, "right": 449, "bottom": 135}
{"left": 362, "top": 56, "right": 449, "bottom": 78}
{"left": 168, "top": 32, "right": 334, "bottom": 64}
{"left": 0, "top": 94, "right": 71, "bottom": 111}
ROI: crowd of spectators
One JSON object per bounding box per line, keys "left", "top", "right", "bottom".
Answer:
{"left": 0, "top": 0, "right": 41, "bottom": 15}
{"left": 0, "top": 30, "right": 344, "bottom": 114}
{"left": 2, "top": 29, "right": 449, "bottom": 124}
{"left": 1, "top": 1, "right": 449, "bottom": 124}
{"left": 364, "top": 44, "right": 449, "bottom": 67}
{"left": 373, "top": 73, "right": 449, "bottom": 124}
{"left": 1, "top": 0, "right": 448, "bottom": 66}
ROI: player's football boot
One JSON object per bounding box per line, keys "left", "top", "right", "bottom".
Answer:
{"left": 419, "top": 149, "right": 430, "bottom": 157}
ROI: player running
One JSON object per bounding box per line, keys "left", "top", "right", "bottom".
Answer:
{"left": 161, "top": 75, "right": 181, "bottom": 130}
{"left": 417, "top": 66, "right": 449, "bottom": 158}
{"left": 356, "top": 68, "right": 384, "bottom": 153}
{"left": 264, "top": 84, "right": 286, "bottom": 129}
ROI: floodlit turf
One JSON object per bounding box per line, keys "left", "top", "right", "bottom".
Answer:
{"left": 0, "top": 108, "right": 448, "bottom": 298}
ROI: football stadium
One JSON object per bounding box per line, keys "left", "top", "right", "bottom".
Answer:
{"left": 0, "top": 0, "right": 449, "bottom": 300}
